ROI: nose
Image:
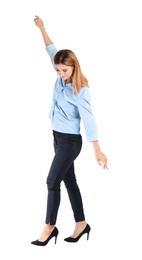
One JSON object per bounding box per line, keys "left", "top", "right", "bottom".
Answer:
{"left": 58, "top": 71, "right": 64, "bottom": 77}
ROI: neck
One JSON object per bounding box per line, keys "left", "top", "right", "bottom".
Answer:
{"left": 65, "top": 78, "right": 72, "bottom": 84}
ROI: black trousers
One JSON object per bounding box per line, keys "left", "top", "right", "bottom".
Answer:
{"left": 45, "top": 130, "right": 85, "bottom": 225}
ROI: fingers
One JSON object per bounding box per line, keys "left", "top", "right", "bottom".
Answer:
{"left": 103, "top": 162, "right": 108, "bottom": 169}
{"left": 34, "top": 16, "right": 39, "bottom": 22}
{"left": 97, "top": 159, "right": 108, "bottom": 169}
{"left": 102, "top": 155, "right": 108, "bottom": 169}
{"left": 96, "top": 153, "right": 108, "bottom": 169}
{"left": 102, "top": 159, "right": 108, "bottom": 169}
{"left": 34, "top": 15, "right": 41, "bottom": 23}
{"left": 34, "top": 15, "right": 39, "bottom": 19}
{"left": 97, "top": 159, "right": 102, "bottom": 167}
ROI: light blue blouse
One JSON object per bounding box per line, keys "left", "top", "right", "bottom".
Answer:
{"left": 45, "top": 44, "right": 98, "bottom": 142}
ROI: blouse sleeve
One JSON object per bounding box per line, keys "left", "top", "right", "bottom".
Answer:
{"left": 45, "top": 44, "right": 58, "bottom": 70}
{"left": 76, "top": 87, "right": 98, "bottom": 142}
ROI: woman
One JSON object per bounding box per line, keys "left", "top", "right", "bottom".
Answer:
{"left": 31, "top": 15, "right": 108, "bottom": 246}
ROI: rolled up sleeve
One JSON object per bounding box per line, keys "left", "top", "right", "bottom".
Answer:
{"left": 76, "top": 87, "right": 98, "bottom": 142}
{"left": 45, "top": 44, "right": 58, "bottom": 69}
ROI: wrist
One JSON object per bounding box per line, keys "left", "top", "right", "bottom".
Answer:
{"left": 92, "top": 141, "right": 100, "bottom": 153}
{"left": 39, "top": 26, "right": 45, "bottom": 32}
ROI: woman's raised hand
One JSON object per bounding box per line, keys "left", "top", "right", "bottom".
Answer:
{"left": 33, "top": 15, "right": 53, "bottom": 46}
{"left": 34, "top": 15, "right": 44, "bottom": 29}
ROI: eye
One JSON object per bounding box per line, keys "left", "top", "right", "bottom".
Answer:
{"left": 63, "top": 69, "right": 67, "bottom": 72}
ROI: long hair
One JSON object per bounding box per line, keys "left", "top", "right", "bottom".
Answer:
{"left": 53, "top": 49, "right": 89, "bottom": 94}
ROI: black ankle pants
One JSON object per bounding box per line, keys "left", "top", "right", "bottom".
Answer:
{"left": 45, "top": 130, "right": 85, "bottom": 225}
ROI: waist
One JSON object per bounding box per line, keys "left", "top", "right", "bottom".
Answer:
{"left": 53, "top": 130, "right": 82, "bottom": 140}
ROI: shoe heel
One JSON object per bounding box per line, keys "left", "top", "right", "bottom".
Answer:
{"left": 87, "top": 232, "right": 90, "bottom": 240}
{"left": 55, "top": 235, "right": 58, "bottom": 244}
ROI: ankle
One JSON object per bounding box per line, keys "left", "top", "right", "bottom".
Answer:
{"left": 44, "top": 224, "right": 55, "bottom": 232}
{"left": 75, "top": 221, "right": 87, "bottom": 228}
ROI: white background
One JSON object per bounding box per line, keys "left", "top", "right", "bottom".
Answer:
{"left": 0, "top": 0, "right": 142, "bottom": 259}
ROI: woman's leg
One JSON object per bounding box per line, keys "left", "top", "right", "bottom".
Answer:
{"left": 39, "top": 132, "right": 82, "bottom": 241}
{"left": 63, "top": 163, "right": 87, "bottom": 238}
{"left": 45, "top": 134, "right": 82, "bottom": 225}
{"left": 63, "top": 163, "right": 85, "bottom": 222}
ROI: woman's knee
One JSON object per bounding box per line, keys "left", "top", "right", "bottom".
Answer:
{"left": 46, "top": 177, "right": 60, "bottom": 191}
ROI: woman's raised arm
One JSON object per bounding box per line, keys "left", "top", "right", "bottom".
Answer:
{"left": 34, "top": 15, "right": 53, "bottom": 46}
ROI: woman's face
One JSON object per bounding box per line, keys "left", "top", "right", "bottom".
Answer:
{"left": 55, "top": 63, "right": 74, "bottom": 83}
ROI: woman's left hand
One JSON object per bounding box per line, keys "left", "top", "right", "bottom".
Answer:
{"left": 95, "top": 150, "right": 108, "bottom": 169}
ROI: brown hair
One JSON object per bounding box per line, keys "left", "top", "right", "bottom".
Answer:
{"left": 53, "top": 49, "right": 89, "bottom": 94}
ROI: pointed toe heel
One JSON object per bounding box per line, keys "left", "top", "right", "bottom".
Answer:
{"left": 64, "top": 224, "right": 91, "bottom": 243}
{"left": 31, "top": 227, "right": 59, "bottom": 246}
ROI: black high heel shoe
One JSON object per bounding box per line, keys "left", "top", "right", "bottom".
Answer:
{"left": 64, "top": 224, "right": 91, "bottom": 242}
{"left": 31, "top": 227, "right": 59, "bottom": 246}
